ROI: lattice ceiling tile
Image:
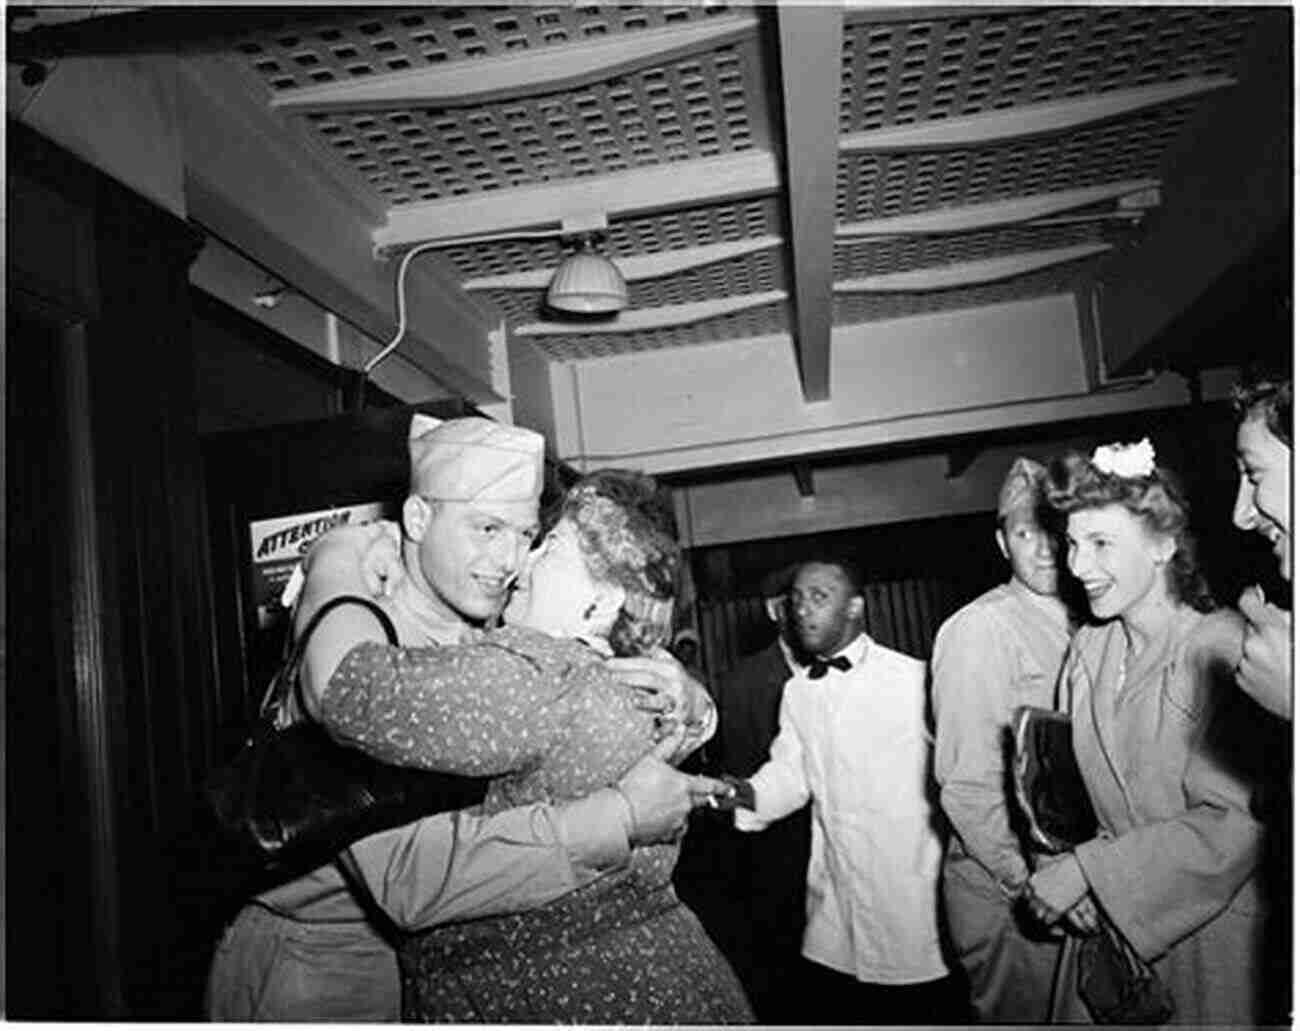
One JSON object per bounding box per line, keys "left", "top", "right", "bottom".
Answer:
{"left": 839, "top": 6, "right": 1254, "bottom": 133}
{"left": 301, "top": 43, "right": 756, "bottom": 204}
{"left": 234, "top": 5, "right": 741, "bottom": 91}
{"left": 234, "top": 6, "right": 760, "bottom": 206}
{"left": 837, "top": 98, "right": 1199, "bottom": 223}
{"left": 525, "top": 300, "right": 790, "bottom": 361}
{"left": 832, "top": 257, "right": 1106, "bottom": 326}
{"left": 834, "top": 220, "right": 1126, "bottom": 279}
{"left": 438, "top": 197, "right": 783, "bottom": 279}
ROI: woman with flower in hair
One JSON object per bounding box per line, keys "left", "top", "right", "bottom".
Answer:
{"left": 300, "top": 468, "right": 754, "bottom": 1024}
{"left": 1022, "top": 440, "right": 1269, "bottom": 1023}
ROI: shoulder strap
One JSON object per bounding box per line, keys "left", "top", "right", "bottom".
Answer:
{"left": 273, "top": 595, "right": 400, "bottom": 717}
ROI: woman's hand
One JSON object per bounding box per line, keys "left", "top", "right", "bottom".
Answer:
{"left": 605, "top": 648, "right": 716, "bottom": 740}
{"left": 1064, "top": 894, "right": 1101, "bottom": 936}
{"left": 1025, "top": 852, "right": 1090, "bottom": 926}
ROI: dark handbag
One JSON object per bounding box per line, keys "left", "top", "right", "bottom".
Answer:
{"left": 205, "top": 594, "right": 489, "bottom": 881}
{"left": 1077, "top": 911, "right": 1175, "bottom": 1024}
{"left": 1011, "top": 705, "right": 1099, "bottom": 853}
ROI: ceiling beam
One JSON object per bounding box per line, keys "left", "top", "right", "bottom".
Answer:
{"left": 462, "top": 236, "right": 784, "bottom": 290}
{"left": 835, "top": 178, "right": 1160, "bottom": 238}
{"left": 270, "top": 14, "right": 758, "bottom": 114}
{"left": 834, "top": 242, "right": 1112, "bottom": 292}
{"left": 777, "top": 4, "right": 842, "bottom": 402}
{"left": 513, "top": 289, "right": 786, "bottom": 336}
{"left": 373, "top": 149, "right": 781, "bottom": 252}
{"left": 839, "top": 76, "right": 1236, "bottom": 152}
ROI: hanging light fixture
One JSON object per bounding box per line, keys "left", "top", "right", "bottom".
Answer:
{"left": 546, "top": 234, "right": 628, "bottom": 315}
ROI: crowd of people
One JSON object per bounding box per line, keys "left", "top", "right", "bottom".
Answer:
{"left": 205, "top": 371, "right": 1291, "bottom": 1024}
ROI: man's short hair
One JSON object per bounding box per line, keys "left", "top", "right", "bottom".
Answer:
{"left": 1232, "top": 369, "right": 1292, "bottom": 448}
{"left": 795, "top": 555, "right": 865, "bottom": 598}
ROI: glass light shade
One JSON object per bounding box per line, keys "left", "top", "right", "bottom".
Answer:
{"left": 546, "top": 247, "right": 628, "bottom": 314}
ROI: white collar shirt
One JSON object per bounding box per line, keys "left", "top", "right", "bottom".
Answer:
{"left": 735, "top": 632, "right": 948, "bottom": 984}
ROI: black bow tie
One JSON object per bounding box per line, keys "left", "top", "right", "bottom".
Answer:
{"left": 806, "top": 655, "right": 852, "bottom": 680}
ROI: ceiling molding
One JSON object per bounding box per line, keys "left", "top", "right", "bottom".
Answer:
{"left": 778, "top": 4, "right": 842, "bottom": 403}
{"left": 373, "top": 149, "right": 781, "bottom": 252}
{"left": 839, "top": 76, "right": 1237, "bottom": 152}
{"left": 269, "top": 13, "right": 759, "bottom": 114}
{"left": 462, "top": 236, "right": 784, "bottom": 290}
{"left": 835, "top": 178, "right": 1161, "bottom": 238}
{"left": 513, "top": 289, "right": 786, "bottom": 336}
{"left": 833, "top": 242, "right": 1113, "bottom": 292}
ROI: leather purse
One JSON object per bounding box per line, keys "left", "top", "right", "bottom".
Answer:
{"left": 206, "top": 594, "right": 489, "bottom": 881}
{"left": 1077, "top": 911, "right": 1175, "bottom": 1025}
{"left": 1011, "top": 705, "right": 1099, "bottom": 853}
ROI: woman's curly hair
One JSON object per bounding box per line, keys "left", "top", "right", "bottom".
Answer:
{"left": 1046, "top": 450, "right": 1215, "bottom": 612}
{"left": 559, "top": 469, "right": 681, "bottom": 657}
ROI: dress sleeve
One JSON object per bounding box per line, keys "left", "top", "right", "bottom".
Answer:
{"left": 346, "top": 791, "right": 631, "bottom": 930}
{"left": 1073, "top": 641, "right": 1264, "bottom": 961}
{"left": 319, "top": 636, "right": 578, "bottom": 776}
{"left": 931, "top": 607, "right": 1031, "bottom": 893}
{"left": 735, "top": 686, "right": 811, "bottom": 831}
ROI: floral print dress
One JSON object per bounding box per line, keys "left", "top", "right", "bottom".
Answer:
{"left": 322, "top": 625, "right": 754, "bottom": 1024}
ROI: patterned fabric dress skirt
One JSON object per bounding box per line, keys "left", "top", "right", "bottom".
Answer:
{"left": 400, "top": 878, "right": 754, "bottom": 1024}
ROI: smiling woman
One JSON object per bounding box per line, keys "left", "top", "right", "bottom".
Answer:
{"left": 1023, "top": 445, "right": 1273, "bottom": 1024}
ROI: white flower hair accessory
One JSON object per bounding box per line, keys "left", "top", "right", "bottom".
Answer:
{"left": 1091, "top": 438, "right": 1156, "bottom": 478}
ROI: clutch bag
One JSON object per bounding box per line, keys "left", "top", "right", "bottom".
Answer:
{"left": 1011, "top": 705, "right": 1098, "bottom": 854}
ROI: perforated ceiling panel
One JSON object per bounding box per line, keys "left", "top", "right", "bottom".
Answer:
{"left": 837, "top": 98, "right": 1199, "bottom": 223}
{"left": 439, "top": 197, "right": 782, "bottom": 279}
{"left": 297, "top": 41, "right": 755, "bottom": 204}
{"left": 834, "top": 222, "right": 1126, "bottom": 281}
{"left": 236, "top": 5, "right": 741, "bottom": 91}
{"left": 223, "top": 5, "right": 1267, "bottom": 362}
{"left": 832, "top": 259, "right": 1106, "bottom": 326}
{"left": 839, "top": 7, "right": 1253, "bottom": 134}
{"left": 525, "top": 300, "right": 790, "bottom": 362}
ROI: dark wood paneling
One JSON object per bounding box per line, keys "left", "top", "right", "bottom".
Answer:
{"left": 8, "top": 118, "right": 219, "bottom": 1019}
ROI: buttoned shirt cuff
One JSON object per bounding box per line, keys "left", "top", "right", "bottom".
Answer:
{"left": 555, "top": 788, "right": 633, "bottom": 881}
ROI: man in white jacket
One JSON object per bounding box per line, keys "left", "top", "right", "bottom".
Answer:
{"left": 724, "top": 557, "right": 960, "bottom": 1024}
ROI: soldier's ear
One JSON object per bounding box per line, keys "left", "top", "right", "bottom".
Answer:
{"left": 403, "top": 495, "right": 432, "bottom": 543}
{"left": 995, "top": 527, "right": 1010, "bottom": 561}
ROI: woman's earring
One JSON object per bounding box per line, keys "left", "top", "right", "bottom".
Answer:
{"left": 582, "top": 603, "right": 598, "bottom": 622}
